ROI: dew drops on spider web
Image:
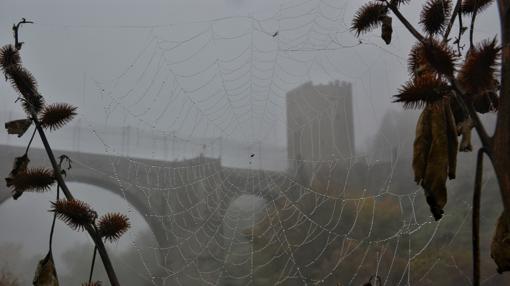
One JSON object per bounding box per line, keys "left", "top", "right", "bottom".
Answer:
{"left": 0, "top": 0, "right": 507, "bottom": 285}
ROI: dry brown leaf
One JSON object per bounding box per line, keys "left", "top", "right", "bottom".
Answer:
{"left": 33, "top": 252, "right": 59, "bottom": 286}
{"left": 457, "top": 117, "right": 474, "bottom": 152}
{"left": 5, "top": 154, "right": 30, "bottom": 199}
{"left": 413, "top": 100, "right": 458, "bottom": 220}
{"left": 381, "top": 15, "right": 393, "bottom": 45}
{"left": 413, "top": 106, "right": 432, "bottom": 184}
{"left": 4, "top": 118, "right": 32, "bottom": 137}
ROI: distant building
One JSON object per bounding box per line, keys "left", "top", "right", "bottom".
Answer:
{"left": 286, "top": 81, "right": 354, "bottom": 175}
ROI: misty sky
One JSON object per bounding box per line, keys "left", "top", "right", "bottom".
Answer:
{"left": 0, "top": 0, "right": 500, "bottom": 154}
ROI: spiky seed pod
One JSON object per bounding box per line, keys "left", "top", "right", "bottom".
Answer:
{"left": 381, "top": 16, "right": 393, "bottom": 45}
{"left": 421, "top": 38, "right": 457, "bottom": 77}
{"left": 7, "top": 65, "right": 38, "bottom": 97}
{"left": 351, "top": 2, "right": 388, "bottom": 36}
{"left": 10, "top": 168, "right": 55, "bottom": 193}
{"left": 51, "top": 199, "right": 96, "bottom": 231}
{"left": 458, "top": 38, "right": 500, "bottom": 94}
{"left": 6, "top": 65, "right": 44, "bottom": 114}
{"left": 461, "top": 0, "right": 495, "bottom": 14}
{"left": 40, "top": 103, "right": 77, "bottom": 131}
{"left": 22, "top": 94, "right": 45, "bottom": 116}
{"left": 394, "top": 76, "right": 450, "bottom": 108}
{"left": 97, "top": 213, "right": 130, "bottom": 242}
{"left": 420, "top": 0, "right": 452, "bottom": 35}
{"left": 0, "top": 44, "right": 21, "bottom": 73}
{"left": 5, "top": 118, "right": 32, "bottom": 137}
{"left": 408, "top": 42, "right": 434, "bottom": 78}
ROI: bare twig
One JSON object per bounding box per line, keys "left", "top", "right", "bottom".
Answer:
{"left": 454, "top": 6, "right": 467, "bottom": 55}
{"left": 48, "top": 184, "right": 60, "bottom": 252}
{"left": 24, "top": 127, "right": 36, "bottom": 155}
{"left": 88, "top": 246, "right": 98, "bottom": 284}
{"left": 469, "top": 1, "right": 480, "bottom": 49}
{"left": 444, "top": 0, "right": 462, "bottom": 42}
{"left": 386, "top": 1, "right": 425, "bottom": 42}
{"left": 12, "top": 18, "right": 33, "bottom": 50}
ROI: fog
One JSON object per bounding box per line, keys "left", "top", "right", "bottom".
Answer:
{"left": 0, "top": 0, "right": 508, "bottom": 285}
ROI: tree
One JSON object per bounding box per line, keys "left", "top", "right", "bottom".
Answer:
{"left": 351, "top": 0, "right": 510, "bottom": 285}
{"left": 1, "top": 20, "right": 130, "bottom": 286}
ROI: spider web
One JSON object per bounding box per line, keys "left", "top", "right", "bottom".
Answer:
{"left": 4, "top": 0, "right": 506, "bottom": 285}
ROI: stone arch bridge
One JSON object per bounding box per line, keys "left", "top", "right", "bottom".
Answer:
{"left": 0, "top": 144, "right": 286, "bottom": 285}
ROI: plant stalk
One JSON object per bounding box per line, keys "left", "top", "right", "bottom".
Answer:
{"left": 31, "top": 114, "right": 120, "bottom": 286}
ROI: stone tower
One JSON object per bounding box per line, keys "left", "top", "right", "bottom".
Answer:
{"left": 286, "top": 81, "right": 354, "bottom": 176}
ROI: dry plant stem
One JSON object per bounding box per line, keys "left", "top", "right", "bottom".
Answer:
{"left": 469, "top": 1, "right": 480, "bottom": 49}
{"left": 456, "top": 5, "right": 465, "bottom": 54}
{"left": 386, "top": 2, "right": 425, "bottom": 42}
{"left": 24, "top": 127, "right": 36, "bottom": 155}
{"left": 473, "top": 148, "right": 484, "bottom": 286}
{"left": 88, "top": 246, "right": 98, "bottom": 283}
{"left": 30, "top": 114, "right": 120, "bottom": 286}
{"left": 48, "top": 184, "right": 60, "bottom": 252}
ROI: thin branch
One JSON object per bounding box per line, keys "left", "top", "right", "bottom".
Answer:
{"left": 48, "top": 184, "right": 60, "bottom": 252}
{"left": 88, "top": 246, "right": 98, "bottom": 283}
{"left": 443, "top": 0, "right": 462, "bottom": 42}
{"left": 12, "top": 18, "right": 33, "bottom": 50}
{"left": 470, "top": 0, "right": 480, "bottom": 49}
{"left": 386, "top": 1, "right": 425, "bottom": 42}
{"left": 472, "top": 148, "right": 484, "bottom": 286}
{"left": 455, "top": 5, "right": 466, "bottom": 55}
{"left": 24, "top": 127, "right": 36, "bottom": 155}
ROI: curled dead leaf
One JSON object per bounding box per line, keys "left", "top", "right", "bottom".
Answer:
{"left": 5, "top": 154, "right": 30, "bottom": 199}
{"left": 381, "top": 16, "right": 393, "bottom": 45}
{"left": 4, "top": 118, "right": 32, "bottom": 137}
{"left": 457, "top": 118, "right": 474, "bottom": 152}
{"left": 413, "top": 100, "right": 458, "bottom": 220}
{"left": 33, "top": 252, "right": 59, "bottom": 286}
